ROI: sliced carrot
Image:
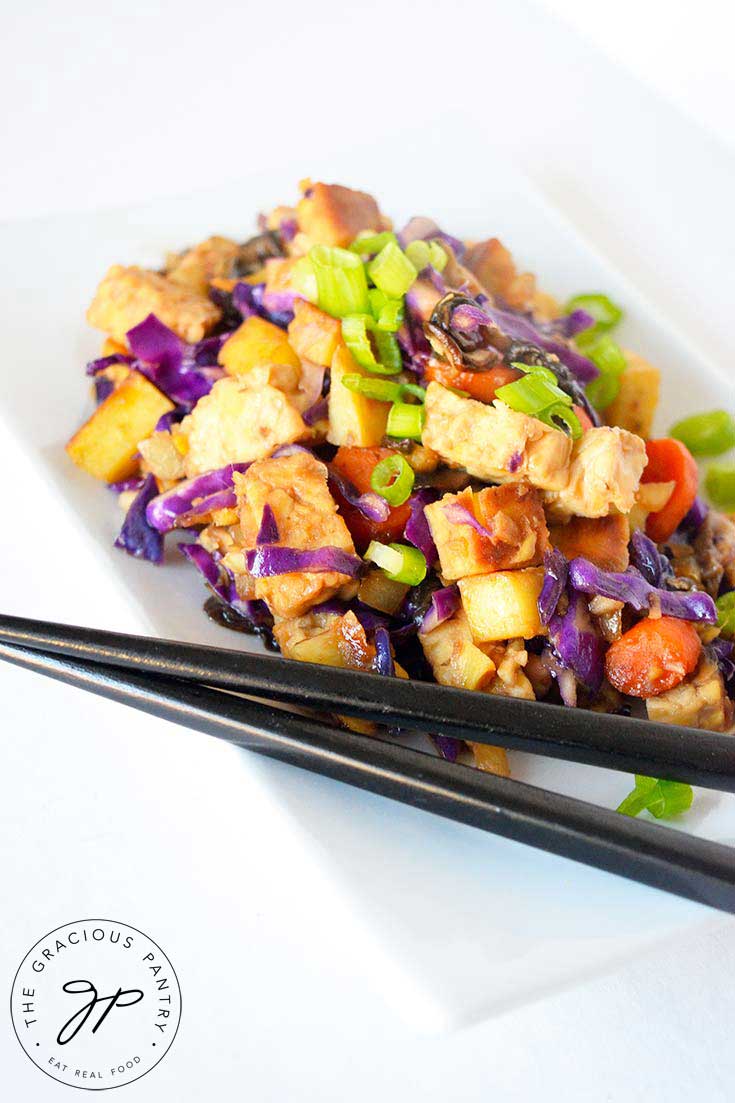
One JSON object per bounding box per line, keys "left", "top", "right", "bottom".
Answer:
{"left": 331, "top": 446, "right": 412, "bottom": 550}
{"left": 424, "top": 361, "right": 522, "bottom": 404}
{"left": 641, "top": 438, "right": 698, "bottom": 543}
{"left": 572, "top": 404, "right": 594, "bottom": 433}
{"left": 604, "top": 616, "right": 701, "bottom": 698}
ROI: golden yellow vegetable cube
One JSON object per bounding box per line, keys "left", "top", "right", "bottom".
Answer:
{"left": 287, "top": 300, "right": 343, "bottom": 367}
{"left": 468, "top": 743, "right": 510, "bottom": 776}
{"left": 605, "top": 350, "right": 661, "bottom": 439}
{"left": 66, "top": 371, "right": 174, "bottom": 483}
{"left": 420, "top": 609, "right": 497, "bottom": 691}
{"left": 458, "top": 568, "right": 545, "bottom": 643}
{"left": 327, "top": 345, "right": 390, "bottom": 447}
{"left": 219, "top": 315, "right": 300, "bottom": 375}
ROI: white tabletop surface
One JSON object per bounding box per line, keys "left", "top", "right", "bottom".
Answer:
{"left": 2, "top": 1, "right": 735, "bottom": 1099}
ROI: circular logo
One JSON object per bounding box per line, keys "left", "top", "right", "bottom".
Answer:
{"left": 10, "top": 919, "right": 181, "bottom": 1090}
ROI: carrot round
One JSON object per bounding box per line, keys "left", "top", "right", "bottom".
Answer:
{"left": 605, "top": 616, "right": 701, "bottom": 698}
{"left": 331, "top": 446, "right": 411, "bottom": 550}
{"left": 424, "top": 361, "right": 522, "bottom": 404}
{"left": 641, "top": 438, "right": 698, "bottom": 543}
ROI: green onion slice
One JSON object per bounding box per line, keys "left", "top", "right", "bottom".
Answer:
{"left": 289, "top": 256, "right": 318, "bottom": 302}
{"left": 565, "top": 292, "right": 623, "bottom": 334}
{"left": 509, "top": 360, "right": 558, "bottom": 386}
{"left": 404, "top": 240, "right": 430, "bottom": 271}
{"left": 341, "top": 314, "right": 402, "bottom": 375}
{"left": 365, "top": 540, "right": 427, "bottom": 586}
{"left": 705, "top": 463, "right": 735, "bottom": 509}
{"left": 341, "top": 374, "right": 404, "bottom": 403}
{"left": 617, "top": 775, "right": 693, "bottom": 819}
{"left": 577, "top": 334, "right": 627, "bottom": 410}
{"left": 368, "top": 242, "right": 417, "bottom": 298}
{"left": 399, "top": 383, "right": 427, "bottom": 402}
{"left": 716, "top": 592, "right": 735, "bottom": 638}
{"left": 309, "top": 245, "right": 369, "bottom": 318}
{"left": 386, "top": 401, "right": 425, "bottom": 441}
{"left": 368, "top": 289, "right": 404, "bottom": 332}
{"left": 495, "top": 372, "right": 571, "bottom": 416}
{"left": 370, "top": 454, "right": 415, "bottom": 507}
{"left": 405, "top": 239, "right": 448, "bottom": 273}
{"left": 545, "top": 403, "right": 583, "bottom": 439}
{"left": 349, "top": 231, "right": 398, "bottom": 256}
{"left": 428, "top": 241, "right": 448, "bottom": 271}
{"left": 341, "top": 376, "right": 426, "bottom": 405}
{"left": 670, "top": 410, "right": 735, "bottom": 457}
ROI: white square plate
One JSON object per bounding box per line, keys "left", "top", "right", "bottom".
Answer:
{"left": 2, "top": 140, "right": 733, "bottom": 1030}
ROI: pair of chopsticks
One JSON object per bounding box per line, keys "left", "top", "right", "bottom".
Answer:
{"left": 1, "top": 612, "right": 735, "bottom": 914}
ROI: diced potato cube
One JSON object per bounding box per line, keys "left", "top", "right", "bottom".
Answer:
{"left": 327, "top": 345, "right": 390, "bottom": 447}
{"left": 420, "top": 608, "right": 497, "bottom": 691}
{"left": 219, "top": 315, "right": 300, "bottom": 375}
{"left": 425, "top": 483, "right": 548, "bottom": 580}
{"left": 287, "top": 300, "right": 343, "bottom": 367}
{"left": 605, "top": 350, "right": 661, "bottom": 439}
{"left": 102, "top": 337, "right": 129, "bottom": 357}
{"left": 66, "top": 371, "right": 174, "bottom": 483}
{"left": 469, "top": 743, "right": 511, "bottom": 776}
{"left": 296, "top": 182, "right": 384, "bottom": 248}
{"left": 87, "top": 264, "right": 221, "bottom": 344}
{"left": 273, "top": 609, "right": 343, "bottom": 659}
{"left": 549, "top": 514, "right": 630, "bottom": 572}
{"left": 138, "top": 430, "right": 187, "bottom": 482}
{"left": 459, "top": 568, "right": 545, "bottom": 643}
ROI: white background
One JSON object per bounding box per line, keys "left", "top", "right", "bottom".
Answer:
{"left": 2, "top": 1, "right": 735, "bottom": 1099}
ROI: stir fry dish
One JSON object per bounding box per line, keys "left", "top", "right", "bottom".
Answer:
{"left": 66, "top": 180, "right": 735, "bottom": 818}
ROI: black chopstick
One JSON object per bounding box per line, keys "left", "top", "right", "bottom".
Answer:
{"left": 2, "top": 639, "right": 735, "bottom": 915}
{"left": 1, "top": 613, "right": 735, "bottom": 791}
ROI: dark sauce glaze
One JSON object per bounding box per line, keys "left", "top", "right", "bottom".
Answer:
{"left": 203, "top": 596, "right": 279, "bottom": 652}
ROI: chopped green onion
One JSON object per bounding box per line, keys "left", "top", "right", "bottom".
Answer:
{"left": 617, "top": 775, "right": 693, "bottom": 819}
{"left": 405, "top": 240, "right": 431, "bottom": 270}
{"left": 670, "top": 410, "right": 735, "bottom": 457}
{"left": 565, "top": 292, "right": 623, "bottom": 334}
{"left": 716, "top": 592, "right": 735, "bottom": 638}
{"left": 368, "top": 289, "right": 404, "bottom": 332}
{"left": 545, "top": 403, "right": 583, "bottom": 439}
{"left": 341, "top": 314, "right": 402, "bottom": 375}
{"left": 368, "top": 242, "right": 417, "bottom": 298}
{"left": 289, "top": 256, "right": 318, "bottom": 302}
{"left": 405, "top": 239, "right": 448, "bottom": 273}
{"left": 309, "top": 245, "right": 369, "bottom": 318}
{"left": 399, "top": 383, "right": 427, "bottom": 402}
{"left": 616, "top": 775, "right": 658, "bottom": 818}
{"left": 370, "top": 454, "right": 415, "bottom": 506}
{"left": 647, "top": 780, "right": 695, "bottom": 819}
{"left": 364, "top": 540, "right": 403, "bottom": 574}
{"left": 705, "top": 463, "right": 735, "bottom": 509}
{"left": 509, "top": 360, "right": 558, "bottom": 386}
{"left": 495, "top": 373, "right": 571, "bottom": 416}
{"left": 365, "top": 541, "right": 427, "bottom": 586}
{"left": 428, "top": 241, "right": 448, "bottom": 271}
{"left": 341, "top": 374, "right": 404, "bottom": 403}
{"left": 341, "top": 376, "right": 426, "bottom": 405}
{"left": 386, "top": 401, "right": 425, "bottom": 441}
{"left": 577, "top": 334, "right": 627, "bottom": 410}
{"left": 349, "top": 231, "right": 398, "bottom": 256}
